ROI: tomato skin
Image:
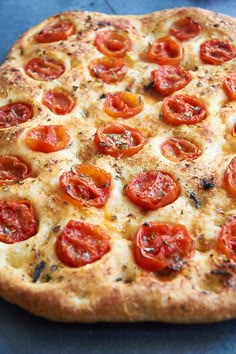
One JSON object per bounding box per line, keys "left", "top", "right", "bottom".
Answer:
{"left": 35, "top": 21, "right": 75, "bottom": 43}
{"left": 59, "top": 163, "right": 112, "bottom": 208}
{"left": 88, "top": 57, "right": 127, "bottom": 84}
{"left": 224, "top": 157, "right": 236, "bottom": 197}
{"left": 126, "top": 170, "right": 181, "bottom": 210}
{"left": 25, "top": 57, "right": 65, "bottom": 81}
{"left": 147, "top": 36, "right": 183, "bottom": 65}
{"left": 25, "top": 125, "right": 70, "bottom": 153}
{"left": 200, "top": 39, "right": 236, "bottom": 65}
{"left": 223, "top": 75, "right": 236, "bottom": 101}
{"left": 95, "top": 30, "right": 131, "bottom": 58}
{"left": 104, "top": 91, "right": 144, "bottom": 118}
{"left": 0, "top": 155, "right": 31, "bottom": 185}
{"left": 170, "top": 17, "right": 201, "bottom": 41}
{"left": 133, "top": 222, "right": 194, "bottom": 272}
{"left": 160, "top": 137, "right": 201, "bottom": 162}
{"left": 162, "top": 94, "right": 207, "bottom": 126}
{"left": 0, "top": 200, "right": 37, "bottom": 244}
{"left": 42, "top": 89, "right": 75, "bottom": 115}
{"left": 94, "top": 122, "right": 146, "bottom": 158}
{"left": 217, "top": 217, "right": 236, "bottom": 262}
{"left": 56, "top": 220, "right": 110, "bottom": 267}
{"left": 0, "top": 102, "right": 33, "bottom": 128}
{"left": 151, "top": 65, "right": 191, "bottom": 96}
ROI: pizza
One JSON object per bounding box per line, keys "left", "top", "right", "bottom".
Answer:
{"left": 0, "top": 6, "right": 236, "bottom": 323}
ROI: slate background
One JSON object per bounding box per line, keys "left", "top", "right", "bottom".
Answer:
{"left": 0, "top": 1, "right": 236, "bottom": 353}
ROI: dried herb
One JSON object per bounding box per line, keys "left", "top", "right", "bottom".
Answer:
{"left": 189, "top": 191, "right": 201, "bottom": 208}
{"left": 33, "top": 260, "right": 46, "bottom": 283}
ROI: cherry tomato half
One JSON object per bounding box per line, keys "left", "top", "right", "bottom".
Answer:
{"left": 59, "top": 163, "right": 112, "bottom": 208}
{"left": 94, "top": 122, "right": 146, "bottom": 158}
{"left": 0, "top": 155, "right": 31, "bottom": 185}
{"left": 224, "top": 156, "right": 236, "bottom": 197}
{"left": 200, "top": 39, "right": 236, "bottom": 65}
{"left": 162, "top": 94, "right": 207, "bottom": 126}
{"left": 151, "top": 65, "right": 191, "bottom": 96}
{"left": 126, "top": 170, "right": 181, "bottom": 210}
{"left": 25, "top": 125, "right": 70, "bottom": 153}
{"left": 147, "top": 36, "right": 183, "bottom": 65}
{"left": 0, "top": 200, "right": 37, "bottom": 244}
{"left": 35, "top": 20, "right": 75, "bottom": 43}
{"left": 133, "top": 222, "right": 194, "bottom": 272}
{"left": 160, "top": 137, "right": 201, "bottom": 162}
{"left": 25, "top": 57, "right": 65, "bottom": 81}
{"left": 56, "top": 220, "right": 110, "bottom": 267}
{"left": 42, "top": 89, "right": 75, "bottom": 115}
{"left": 95, "top": 30, "right": 132, "bottom": 58}
{"left": 223, "top": 75, "right": 236, "bottom": 101}
{"left": 88, "top": 56, "right": 127, "bottom": 84}
{"left": 0, "top": 102, "right": 33, "bottom": 128}
{"left": 104, "top": 91, "right": 144, "bottom": 118}
{"left": 170, "top": 17, "right": 201, "bottom": 41}
{"left": 216, "top": 217, "right": 236, "bottom": 262}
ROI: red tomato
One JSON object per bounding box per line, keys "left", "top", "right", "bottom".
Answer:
{"left": 103, "top": 91, "right": 144, "bottom": 118}
{"left": 42, "top": 89, "right": 75, "bottom": 115}
{"left": 162, "top": 94, "right": 207, "bottom": 126}
{"left": 200, "top": 39, "right": 236, "bottom": 65}
{"left": 59, "top": 163, "right": 112, "bottom": 208}
{"left": 35, "top": 21, "right": 75, "bottom": 43}
{"left": 25, "top": 125, "right": 70, "bottom": 153}
{"left": 224, "top": 157, "right": 236, "bottom": 197}
{"left": 25, "top": 57, "right": 65, "bottom": 81}
{"left": 233, "top": 123, "right": 236, "bottom": 137}
{"left": 95, "top": 30, "right": 131, "bottom": 58}
{"left": 126, "top": 170, "right": 181, "bottom": 210}
{"left": 170, "top": 17, "right": 201, "bottom": 41}
{"left": 160, "top": 137, "right": 201, "bottom": 162}
{"left": 88, "top": 56, "right": 127, "bottom": 84}
{"left": 133, "top": 222, "right": 194, "bottom": 272}
{"left": 56, "top": 220, "right": 110, "bottom": 267}
{"left": 0, "top": 200, "right": 37, "bottom": 244}
{"left": 216, "top": 217, "right": 236, "bottom": 262}
{"left": 151, "top": 65, "right": 191, "bottom": 96}
{"left": 146, "top": 36, "right": 183, "bottom": 65}
{"left": 223, "top": 75, "right": 236, "bottom": 101}
{"left": 0, "top": 155, "right": 31, "bottom": 185}
{"left": 94, "top": 122, "right": 146, "bottom": 158}
{"left": 0, "top": 102, "right": 33, "bottom": 128}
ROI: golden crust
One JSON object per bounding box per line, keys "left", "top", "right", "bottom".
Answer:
{"left": 0, "top": 7, "right": 236, "bottom": 323}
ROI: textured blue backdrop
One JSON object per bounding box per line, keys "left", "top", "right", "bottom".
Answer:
{"left": 0, "top": 1, "right": 236, "bottom": 353}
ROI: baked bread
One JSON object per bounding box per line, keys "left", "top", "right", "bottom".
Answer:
{"left": 0, "top": 7, "right": 236, "bottom": 323}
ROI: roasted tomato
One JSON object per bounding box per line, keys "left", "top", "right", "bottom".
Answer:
{"left": 216, "top": 217, "right": 236, "bottom": 262}
{"left": 147, "top": 36, "right": 183, "bottom": 65}
{"left": 151, "top": 65, "right": 191, "bottom": 96}
{"left": 94, "top": 30, "right": 131, "bottom": 57}
{"left": 56, "top": 220, "right": 110, "bottom": 267}
{"left": 94, "top": 122, "right": 146, "bottom": 158}
{"left": 126, "top": 170, "right": 181, "bottom": 210}
{"left": 25, "top": 57, "right": 65, "bottom": 81}
{"left": 133, "top": 222, "right": 194, "bottom": 272}
{"left": 34, "top": 20, "right": 75, "bottom": 43}
{"left": 224, "top": 157, "right": 236, "bottom": 197}
{"left": 0, "top": 102, "right": 33, "bottom": 128}
{"left": 160, "top": 137, "right": 201, "bottom": 162}
{"left": 104, "top": 91, "right": 144, "bottom": 118}
{"left": 223, "top": 75, "right": 236, "bottom": 101}
{"left": 200, "top": 39, "right": 236, "bottom": 65}
{"left": 42, "top": 89, "right": 75, "bottom": 115}
{"left": 59, "top": 163, "right": 112, "bottom": 208}
{"left": 88, "top": 57, "right": 127, "bottom": 84}
{"left": 0, "top": 155, "right": 31, "bottom": 185}
{"left": 25, "top": 125, "right": 70, "bottom": 153}
{"left": 170, "top": 17, "right": 201, "bottom": 41}
{"left": 162, "top": 94, "right": 207, "bottom": 125}
{"left": 0, "top": 200, "right": 37, "bottom": 244}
